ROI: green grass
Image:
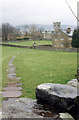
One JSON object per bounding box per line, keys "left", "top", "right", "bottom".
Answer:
{"left": 1, "top": 40, "right": 52, "bottom": 46}
{"left": 0, "top": 46, "right": 2, "bottom": 107}
{"left": 1, "top": 46, "right": 77, "bottom": 99}
{"left": 0, "top": 46, "right": 2, "bottom": 91}
{"left": 2, "top": 46, "right": 23, "bottom": 87}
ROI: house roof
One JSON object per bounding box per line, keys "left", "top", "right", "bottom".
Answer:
{"left": 62, "top": 29, "right": 74, "bottom": 37}
{"left": 42, "top": 31, "right": 52, "bottom": 34}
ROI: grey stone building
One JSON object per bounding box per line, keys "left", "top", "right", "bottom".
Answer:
{"left": 52, "top": 22, "right": 73, "bottom": 48}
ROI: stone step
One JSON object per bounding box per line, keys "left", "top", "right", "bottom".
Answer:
{"left": 6, "top": 83, "right": 22, "bottom": 87}
{"left": 3, "top": 86, "right": 22, "bottom": 91}
{"left": 7, "top": 81, "right": 18, "bottom": 84}
{"left": 8, "top": 63, "right": 14, "bottom": 66}
{"left": 2, "top": 91, "right": 22, "bottom": 98}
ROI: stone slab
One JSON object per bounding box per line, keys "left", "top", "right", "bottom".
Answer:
{"left": 2, "top": 91, "right": 22, "bottom": 98}
{"left": 60, "top": 113, "right": 74, "bottom": 119}
{"left": 3, "top": 87, "right": 22, "bottom": 91}
{"left": 67, "top": 79, "right": 79, "bottom": 88}
{"left": 2, "top": 98, "right": 60, "bottom": 119}
{"left": 36, "top": 83, "right": 78, "bottom": 98}
{"left": 7, "top": 81, "right": 18, "bottom": 84}
{"left": 6, "top": 83, "right": 22, "bottom": 87}
{"left": 35, "top": 83, "right": 79, "bottom": 120}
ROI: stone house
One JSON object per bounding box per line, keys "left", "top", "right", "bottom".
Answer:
{"left": 52, "top": 22, "right": 72, "bottom": 48}
{"left": 42, "top": 31, "right": 52, "bottom": 40}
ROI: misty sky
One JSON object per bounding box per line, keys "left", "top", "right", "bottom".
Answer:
{"left": 1, "top": 0, "right": 79, "bottom": 26}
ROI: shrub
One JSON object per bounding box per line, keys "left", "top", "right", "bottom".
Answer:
{"left": 71, "top": 29, "right": 79, "bottom": 48}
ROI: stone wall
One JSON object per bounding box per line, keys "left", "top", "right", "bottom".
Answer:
{"left": 36, "top": 45, "right": 77, "bottom": 52}
{"left": 35, "top": 79, "right": 79, "bottom": 120}
{"left": 0, "top": 44, "right": 77, "bottom": 52}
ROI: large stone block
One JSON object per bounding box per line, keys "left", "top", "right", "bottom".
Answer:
{"left": 35, "top": 83, "right": 79, "bottom": 119}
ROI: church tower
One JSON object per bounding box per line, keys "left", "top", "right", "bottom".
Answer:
{"left": 53, "top": 22, "right": 61, "bottom": 33}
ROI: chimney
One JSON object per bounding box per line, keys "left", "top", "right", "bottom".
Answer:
{"left": 67, "top": 28, "right": 71, "bottom": 33}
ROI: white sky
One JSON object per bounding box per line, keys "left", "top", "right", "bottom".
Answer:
{"left": 0, "top": 0, "right": 79, "bottom": 26}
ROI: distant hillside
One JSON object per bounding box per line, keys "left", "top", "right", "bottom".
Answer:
{"left": 16, "top": 24, "right": 76, "bottom": 32}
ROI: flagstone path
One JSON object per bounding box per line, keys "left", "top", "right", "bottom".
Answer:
{"left": 2, "top": 56, "right": 22, "bottom": 98}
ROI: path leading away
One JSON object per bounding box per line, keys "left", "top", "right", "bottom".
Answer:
{"left": 2, "top": 56, "right": 22, "bottom": 98}
{"left": 0, "top": 56, "right": 22, "bottom": 119}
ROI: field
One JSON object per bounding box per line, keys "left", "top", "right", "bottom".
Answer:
{"left": 0, "top": 46, "right": 2, "bottom": 107}
{"left": 0, "top": 46, "right": 2, "bottom": 91}
{"left": 1, "top": 46, "right": 77, "bottom": 99}
{"left": 1, "top": 40, "right": 52, "bottom": 46}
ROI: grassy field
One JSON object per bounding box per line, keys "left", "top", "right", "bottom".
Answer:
{"left": 1, "top": 46, "right": 77, "bottom": 99}
{"left": 0, "top": 46, "right": 2, "bottom": 107}
{"left": 1, "top": 40, "right": 52, "bottom": 46}
{"left": 0, "top": 46, "right": 2, "bottom": 91}
{"left": 2, "top": 46, "right": 23, "bottom": 87}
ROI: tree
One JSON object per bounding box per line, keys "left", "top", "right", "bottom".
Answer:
{"left": 30, "top": 24, "right": 37, "bottom": 42}
{"left": 71, "top": 29, "right": 79, "bottom": 48}
{"left": 2, "top": 23, "right": 19, "bottom": 41}
{"left": 8, "top": 28, "right": 20, "bottom": 41}
{"left": 0, "top": 27, "right": 2, "bottom": 41}
{"left": 36, "top": 31, "right": 43, "bottom": 40}
{"left": 24, "top": 25, "right": 29, "bottom": 34}
{"left": 37, "top": 27, "right": 44, "bottom": 40}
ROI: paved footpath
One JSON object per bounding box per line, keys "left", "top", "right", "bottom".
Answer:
{"left": 1, "top": 56, "right": 22, "bottom": 119}
{"left": 2, "top": 56, "right": 22, "bottom": 98}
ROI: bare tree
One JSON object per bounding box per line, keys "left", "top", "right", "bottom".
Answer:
{"left": 37, "top": 27, "right": 44, "bottom": 40}
{"left": 0, "top": 26, "right": 2, "bottom": 41}
{"left": 8, "top": 28, "right": 21, "bottom": 40}
{"left": 30, "top": 24, "right": 37, "bottom": 42}
{"left": 2, "top": 23, "right": 19, "bottom": 41}
{"left": 24, "top": 25, "right": 29, "bottom": 33}
{"left": 36, "top": 31, "right": 43, "bottom": 40}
